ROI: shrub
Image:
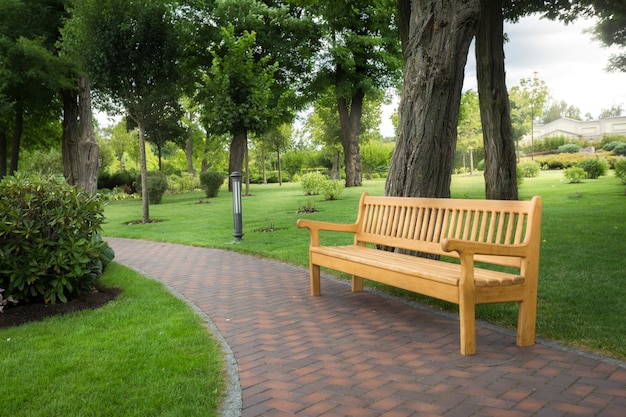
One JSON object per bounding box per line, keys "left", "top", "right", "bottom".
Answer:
{"left": 98, "top": 170, "right": 137, "bottom": 193}
{"left": 534, "top": 153, "right": 586, "bottom": 169}
{"left": 137, "top": 171, "right": 168, "bottom": 204}
{"left": 301, "top": 172, "right": 327, "bottom": 195}
{"left": 199, "top": 171, "right": 224, "bottom": 198}
{"left": 577, "top": 158, "right": 609, "bottom": 179}
{"left": 321, "top": 180, "right": 344, "bottom": 201}
{"left": 613, "top": 143, "right": 626, "bottom": 156}
{"left": 558, "top": 143, "right": 580, "bottom": 154}
{"left": 602, "top": 141, "right": 626, "bottom": 152}
{"left": 614, "top": 159, "right": 626, "bottom": 185}
{"left": 563, "top": 167, "right": 587, "bottom": 183}
{"left": 0, "top": 173, "right": 113, "bottom": 303}
{"left": 169, "top": 173, "right": 199, "bottom": 193}
{"left": 518, "top": 160, "right": 541, "bottom": 178}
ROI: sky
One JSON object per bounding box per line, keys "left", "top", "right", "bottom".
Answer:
{"left": 381, "top": 14, "right": 626, "bottom": 136}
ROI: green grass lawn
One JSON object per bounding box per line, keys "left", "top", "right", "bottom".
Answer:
{"left": 0, "top": 263, "right": 225, "bottom": 417}
{"left": 102, "top": 170, "right": 626, "bottom": 360}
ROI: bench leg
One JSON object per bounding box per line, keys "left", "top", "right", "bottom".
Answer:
{"left": 352, "top": 276, "right": 365, "bottom": 292}
{"left": 459, "top": 302, "right": 476, "bottom": 355}
{"left": 516, "top": 298, "right": 537, "bottom": 347}
{"left": 310, "top": 264, "right": 321, "bottom": 296}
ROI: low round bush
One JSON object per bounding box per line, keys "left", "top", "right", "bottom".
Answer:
{"left": 518, "top": 160, "right": 541, "bottom": 178}
{"left": 614, "top": 159, "right": 626, "bottom": 185}
{"left": 577, "top": 158, "right": 609, "bottom": 179}
{"left": 137, "top": 171, "right": 168, "bottom": 204}
{"left": 321, "top": 180, "right": 344, "bottom": 201}
{"left": 199, "top": 171, "right": 225, "bottom": 198}
{"left": 602, "top": 141, "right": 626, "bottom": 152}
{"left": 563, "top": 167, "right": 587, "bottom": 183}
{"left": 0, "top": 173, "right": 113, "bottom": 303}
{"left": 301, "top": 172, "right": 327, "bottom": 195}
{"left": 558, "top": 143, "right": 580, "bottom": 154}
{"left": 613, "top": 143, "right": 626, "bottom": 156}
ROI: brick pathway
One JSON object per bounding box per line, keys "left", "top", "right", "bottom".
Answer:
{"left": 106, "top": 238, "right": 626, "bottom": 417}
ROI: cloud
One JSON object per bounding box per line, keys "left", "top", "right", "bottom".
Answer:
{"left": 465, "top": 14, "right": 626, "bottom": 119}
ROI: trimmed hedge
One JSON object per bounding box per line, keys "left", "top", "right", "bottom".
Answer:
{"left": 0, "top": 173, "right": 114, "bottom": 304}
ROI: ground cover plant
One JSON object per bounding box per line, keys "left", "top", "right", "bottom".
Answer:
{"left": 0, "top": 263, "right": 225, "bottom": 417}
{"left": 101, "top": 171, "right": 626, "bottom": 360}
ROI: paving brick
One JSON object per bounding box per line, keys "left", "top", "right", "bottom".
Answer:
{"left": 107, "top": 238, "right": 626, "bottom": 417}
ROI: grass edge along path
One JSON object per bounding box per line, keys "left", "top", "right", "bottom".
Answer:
{"left": 101, "top": 171, "right": 626, "bottom": 361}
{"left": 0, "top": 263, "right": 226, "bottom": 417}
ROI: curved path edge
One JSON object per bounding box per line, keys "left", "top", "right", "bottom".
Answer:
{"left": 106, "top": 237, "right": 626, "bottom": 417}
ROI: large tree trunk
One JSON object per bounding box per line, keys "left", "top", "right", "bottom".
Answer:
{"left": 62, "top": 89, "right": 80, "bottom": 186}
{"left": 228, "top": 128, "right": 247, "bottom": 191}
{"left": 386, "top": 0, "right": 481, "bottom": 198}
{"left": 138, "top": 123, "right": 150, "bottom": 223}
{"left": 475, "top": 0, "right": 518, "bottom": 200}
{"left": 337, "top": 89, "right": 364, "bottom": 187}
{"left": 10, "top": 106, "right": 23, "bottom": 175}
{"left": 77, "top": 76, "right": 99, "bottom": 195}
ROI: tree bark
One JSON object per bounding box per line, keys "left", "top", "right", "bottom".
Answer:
{"left": 386, "top": 0, "right": 481, "bottom": 198}
{"left": 475, "top": 0, "right": 518, "bottom": 200}
{"left": 62, "top": 90, "right": 80, "bottom": 186}
{"left": 10, "top": 106, "right": 23, "bottom": 175}
{"left": 138, "top": 123, "right": 150, "bottom": 223}
{"left": 228, "top": 128, "right": 247, "bottom": 191}
{"left": 337, "top": 89, "right": 364, "bottom": 187}
{"left": 186, "top": 116, "right": 196, "bottom": 176}
{"left": 77, "top": 76, "right": 99, "bottom": 195}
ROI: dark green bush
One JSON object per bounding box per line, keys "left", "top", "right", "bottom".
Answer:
{"left": 577, "top": 158, "right": 609, "bottom": 179}
{"left": 602, "top": 141, "right": 626, "bottom": 152}
{"left": 137, "top": 171, "right": 168, "bottom": 204}
{"left": 0, "top": 173, "right": 113, "bottom": 304}
{"left": 199, "top": 171, "right": 224, "bottom": 198}
{"left": 98, "top": 170, "right": 137, "bottom": 193}
{"left": 613, "top": 143, "right": 626, "bottom": 156}
{"left": 558, "top": 143, "right": 580, "bottom": 154}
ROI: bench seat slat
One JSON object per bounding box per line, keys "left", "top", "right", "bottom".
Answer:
{"left": 311, "top": 246, "right": 524, "bottom": 288}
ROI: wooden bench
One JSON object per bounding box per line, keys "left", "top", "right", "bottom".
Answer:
{"left": 297, "top": 193, "right": 542, "bottom": 355}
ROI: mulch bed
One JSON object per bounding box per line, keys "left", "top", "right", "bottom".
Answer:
{"left": 0, "top": 285, "right": 122, "bottom": 329}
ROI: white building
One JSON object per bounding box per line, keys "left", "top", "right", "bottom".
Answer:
{"left": 525, "top": 116, "right": 626, "bottom": 144}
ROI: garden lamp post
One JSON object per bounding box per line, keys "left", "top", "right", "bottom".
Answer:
{"left": 230, "top": 171, "right": 243, "bottom": 242}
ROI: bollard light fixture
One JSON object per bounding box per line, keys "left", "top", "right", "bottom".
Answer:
{"left": 230, "top": 171, "right": 243, "bottom": 242}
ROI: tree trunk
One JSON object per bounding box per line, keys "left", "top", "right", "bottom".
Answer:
{"left": 228, "top": 128, "right": 247, "bottom": 191}
{"left": 386, "top": 0, "right": 480, "bottom": 198}
{"left": 337, "top": 90, "right": 364, "bottom": 187}
{"left": 62, "top": 89, "right": 80, "bottom": 186}
{"left": 0, "top": 130, "right": 6, "bottom": 179}
{"left": 78, "top": 77, "right": 99, "bottom": 195}
{"left": 475, "top": 0, "right": 518, "bottom": 200}
{"left": 201, "top": 132, "right": 213, "bottom": 174}
{"left": 186, "top": 117, "right": 196, "bottom": 176}
{"left": 138, "top": 123, "right": 150, "bottom": 223}
{"left": 10, "top": 106, "right": 23, "bottom": 175}
{"left": 276, "top": 146, "right": 282, "bottom": 186}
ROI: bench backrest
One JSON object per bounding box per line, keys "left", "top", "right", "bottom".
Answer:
{"left": 354, "top": 193, "right": 542, "bottom": 269}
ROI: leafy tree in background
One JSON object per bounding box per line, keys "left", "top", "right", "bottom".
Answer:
{"left": 599, "top": 104, "right": 624, "bottom": 118}
{"left": 0, "top": 0, "right": 73, "bottom": 178}
{"left": 457, "top": 90, "right": 483, "bottom": 175}
{"left": 65, "top": 0, "right": 184, "bottom": 222}
{"left": 197, "top": 25, "right": 280, "bottom": 192}
{"left": 543, "top": 100, "right": 582, "bottom": 123}
{"left": 309, "top": 1, "right": 402, "bottom": 187}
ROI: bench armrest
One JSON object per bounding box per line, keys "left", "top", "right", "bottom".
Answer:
{"left": 441, "top": 238, "right": 528, "bottom": 258}
{"left": 297, "top": 219, "right": 358, "bottom": 247}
